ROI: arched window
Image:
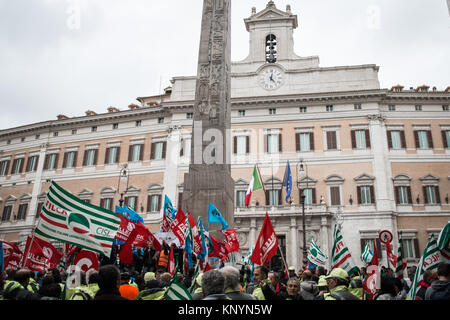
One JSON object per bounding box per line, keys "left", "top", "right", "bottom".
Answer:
{"left": 266, "top": 34, "right": 277, "bottom": 63}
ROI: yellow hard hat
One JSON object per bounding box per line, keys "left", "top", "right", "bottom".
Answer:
{"left": 325, "top": 268, "right": 348, "bottom": 281}
{"left": 317, "top": 276, "right": 327, "bottom": 287}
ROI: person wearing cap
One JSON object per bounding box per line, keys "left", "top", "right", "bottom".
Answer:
{"left": 144, "top": 272, "right": 156, "bottom": 284}
{"left": 324, "top": 268, "right": 359, "bottom": 300}
{"left": 191, "top": 273, "right": 204, "bottom": 300}
{"left": 288, "top": 266, "right": 298, "bottom": 279}
{"left": 314, "top": 276, "right": 329, "bottom": 300}
{"left": 348, "top": 270, "right": 363, "bottom": 300}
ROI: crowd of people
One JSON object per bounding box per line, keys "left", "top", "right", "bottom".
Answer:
{"left": 1, "top": 243, "right": 449, "bottom": 301}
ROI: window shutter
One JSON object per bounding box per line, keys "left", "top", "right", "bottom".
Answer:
{"left": 62, "top": 152, "right": 68, "bottom": 169}
{"left": 82, "top": 150, "right": 88, "bottom": 166}
{"left": 414, "top": 131, "right": 419, "bottom": 148}
{"left": 128, "top": 145, "right": 133, "bottom": 161}
{"left": 423, "top": 186, "right": 428, "bottom": 204}
{"left": 427, "top": 131, "right": 434, "bottom": 149}
{"left": 330, "top": 187, "right": 340, "bottom": 206}
{"left": 36, "top": 202, "right": 43, "bottom": 218}
{"left": 139, "top": 144, "right": 144, "bottom": 161}
{"left": 299, "top": 189, "right": 304, "bottom": 205}
{"left": 413, "top": 239, "right": 420, "bottom": 258}
{"left": 312, "top": 188, "right": 317, "bottom": 204}
{"left": 387, "top": 131, "right": 393, "bottom": 149}
{"left": 442, "top": 131, "right": 448, "bottom": 148}
{"left": 100, "top": 199, "right": 105, "bottom": 209}
{"left": 295, "top": 133, "right": 300, "bottom": 152}
{"left": 278, "top": 189, "right": 282, "bottom": 205}
{"left": 158, "top": 195, "right": 162, "bottom": 211}
{"left": 246, "top": 136, "right": 250, "bottom": 154}
{"left": 357, "top": 186, "right": 362, "bottom": 204}
{"left": 365, "top": 130, "right": 371, "bottom": 148}
{"left": 310, "top": 133, "right": 315, "bottom": 151}
{"left": 73, "top": 152, "right": 78, "bottom": 168}
{"left": 147, "top": 195, "right": 152, "bottom": 213}
{"left": 435, "top": 186, "right": 441, "bottom": 204}
{"left": 93, "top": 150, "right": 98, "bottom": 166}
{"left": 233, "top": 136, "right": 237, "bottom": 154}
{"left": 370, "top": 185, "right": 375, "bottom": 204}
{"left": 407, "top": 186, "right": 412, "bottom": 204}
{"left": 351, "top": 130, "right": 356, "bottom": 149}
{"left": 115, "top": 147, "right": 120, "bottom": 163}
{"left": 265, "top": 190, "right": 270, "bottom": 206}
{"left": 105, "top": 148, "right": 110, "bottom": 164}
{"left": 150, "top": 143, "right": 156, "bottom": 160}
{"left": 394, "top": 186, "right": 399, "bottom": 204}
{"left": 162, "top": 142, "right": 167, "bottom": 159}
{"left": 278, "top": 134, "right": 282, "bottom": 152}
{"left": 4, "top": 160, "right": 10, "bottom": 176}
{"left": 25, "top": 157, "right": 31, "bottom": 172}
{"left": 54, "top": 154, "right": 59, "bottom": 170}
{"left": 264, "top": 134, "right": 268, "bottom": 153}
{"left": 400, "top": 131, "right": 407, "bottom": 149}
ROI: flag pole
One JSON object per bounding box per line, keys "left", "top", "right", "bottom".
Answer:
{"left": 278, "top": 244, "right": 289, "bottom": 279}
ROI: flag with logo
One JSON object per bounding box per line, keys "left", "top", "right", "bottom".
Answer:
{"left": 245, "top": 165, "right": 263, "bottom": 207}
{"left": 187, "top": 213, "right": 202, "bottom": 255}
{"left": 394, "top": 235, "right": 407, "bottom": 279}
{"left": 71, "top": 249, "right": 99, "bottom": 273}
{"left": 330, "top": 224, "right": 359, "bottom": 276}
{"left": 437, "top": 220, "right": 450, "bottom": 261}
{"left": 170, "top": 208, "right": 187, "bottom": 246}
{"left": 221, "top": 229, "right": 240, "bottom": 253}
{"left": 408, "top": 235, "right": 443, "bottom": 300}
{"left": 161, "top": 195, "right": 177, "bottom": 232}
{"left": 115, "top": 205, "right": 144, "bottom": 224}
{"left": 361, "top": 242, "right": 374, "bottom": 265}
{"left": 208, "top": 202, "right": 229, "bottom": 230}
{"left": 164, "top": 262, "right": 192, "bottom": 300}
{"left": 250, "top": 212, "right": 279, "bottom": 266}
{"left": 35, "top": 181, "right": 121, "bottom": 256}
{"left": 307, "top": 238, "right": 328, "bottom": 267}
{"left": 363, "top": 241, "right": 380, "bottom": 300}
{"left": 282, "top": 161, "right": 292, "bottom": 203}
{"left": 21, "top": 236, "right": 47, "bottom": 273}
{"left": 33, "top": 236, "right": 63, "bottom": 269}
{"left": 385, "top": 239, "right": 397, "bottom": 268}
{"left": 208, "top": 234, "right": 229, "bottom": 262}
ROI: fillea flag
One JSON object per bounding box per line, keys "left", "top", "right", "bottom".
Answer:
{"left": 35, "top": 181, "right": 121, "bottom": 256}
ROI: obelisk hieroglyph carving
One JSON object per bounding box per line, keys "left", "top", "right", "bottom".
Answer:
{"left": 182, "top": 0, "right": 234, "bottom": 230}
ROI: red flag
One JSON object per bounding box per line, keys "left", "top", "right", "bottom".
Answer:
{"left": 21, "top": 236, "right": 46, "bottom": 273}
{"left": 33, "top": 237, "right": 63, "bottom": 269}
{"left": 188, "top": 213, "right": 202, "bottom": 255}
{"left": 199, "top": 260, "right": 212, "bottom": 272}
{"left": 115, "top": 214, "right": 137, "bottom": 244}
{"left": 2, "top": 241, "right": 23, "bottom": 270}
{"left": 208, "top": 235, "right": 229, "bottom": 261}
{"left": 133, "top": 224, "right": 162, "bottom": 251}
{"left": 385, "top": 239, "right": 397, "bottom": 268}
{"left": 221, "top": 229, "right": 240, "bottom": 253}
{"left": 119, "top": 226, "right": 140, "bottom": 266}
{"left": 168, "top": 244, "right": 175, "bottom": 276}
{"left": 363, "top": 242, "right": 380, "bottom": 300}
{"left": 170, "top": 209, "right": 187, "bottom": 246}
{"left": 72, "top": 250, "right": 99, "bottom": 273}
{"left": 250, "top": 213, "right": 279, "bottom": 266}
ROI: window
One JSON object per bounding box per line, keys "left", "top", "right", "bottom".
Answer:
{"left": 35, "top": 134, "right": 40, "bottom": 140}
{"left": 388, "top": 105, "right": 396, "bottom": 111}
{"left": 326, "top": 131, "right": 338, "bottom": 150}
{"left": 299, "top": 188, "right": 316, "bottom": 205}
{"left": 330, "top": 186, "right": 341, "bottom": 206}
{"left": 186, "top": 113, "right": 193, "bottom": 119}
{"left": 72, "top": 129, "right": 77, "bottom": 135}
{"left": 0, "top": 160, "right": 10, "bottom": 176}
{"left": 354, "top": 104, "right": 362, "bottom": 110}
{"left": 151, "top": 142, "right": 167, "bottom": 160}
{"left": 265, "top": 133, "right": 281, "bottom": 153}
{"left": 36, "top": 202, "right": 44, "bottom": 218}
{"left": 1, "top": 205, "right": 12, "bottom": 222}
{"left": 105, "top": 147, "right": 120, "bottom": 164}
{"left": 91, "top": 126, "right": 97, "bottom": 132}
{"left": 83, "top": 149, "right": 98, "bottom": 166}
{"left": 135, "top": 120, "right": 142, "bottom": 127}
{"left": 423, "top": 186, "right": 440, "bottom": 204}
{"left": 442, "top": 130, "right": 450, "bottom": 149}
{"left": 234, "top": 136, "right": 249, "bottom": 155}
{"left": 112, "top": 123, "right": 119, "bottom": 130}
{"left": 147, "top": 195, "right": 161, "bottom": 212}
{"left": 100, "top": 198, "right": 113, "bottom": 211}
{"left": 11, "top": 158, "right": 24, "bottom": 174}
{"left": 414, "top": 130, "right": 433, "bottom": 149}
{"left": 443, "top": 105, "right": 449, "bottom": 111}
{"left": 358, "top": 186, "right": 375, "bottom": 205}
{"left": 158, "top": 117, "right": 164, "bottom": 124}
{"left": 236, "top": 190, "right": 246, "bottom": 207}
{"left": 125, "top": 196, "right": 138, "bottom": 211}
{"left": 265, "top": 34, "right": 277, "bottom": 63}
{"left": 388, "top": 131, "right": 406, "bottom": 149}
{"left": 21, "top": 137, "right": 25, "bottom": 142}
{"left": 53, "top": 132, "right": 59, "bottom": 137}
{"left": 326, "top": 105, "right": 334, "bottom": 112}
{"left": 17, "top": 203, "right": 28, "bottom": 221}
{"left": 26, "top": 155, "right": 39, "bottom": 172}
{"left": 415, "top": 105, "right": 422, "bottom": 111}
{"left": 351, "top": 130, "right": 371, "bottom": 149}
{"left": 267, "top": 190, "right": 281, "bottom": 206}
{"left": 299, "top": 107, "right": 307, "bottom": 113}
{"left": 360, "top": 238, "right": 383, "bottom": 260}
{"left": 395, "top": 186, "right": 412, "bottom": 205}
{"left": 44, "top": 154, "right": 58, "bottom": 170}
{"left": 128, "top": 144, "right": 143, "bottom": 162}
{"left": 296, "top": 132, "right": 314, "bottom": 152}
{"left": 401, "top": 238, "right": 418, "bottom": 259}
{"left": 63, "top": 151, "right": 77, "bottom": 169}
{"left": 269, "top": 108, "right": 276, "bottom": 115}
{"left": 238, "top": 110, "right": 246, "bottom": 117}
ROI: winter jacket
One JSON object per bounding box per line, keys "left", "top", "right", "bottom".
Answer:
{"left": 425, "top": 280, "right": 450, "bottom": 300}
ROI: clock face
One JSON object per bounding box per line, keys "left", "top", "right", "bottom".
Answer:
{"left": 259, "top": 67, "right": 283, "bottom": 90}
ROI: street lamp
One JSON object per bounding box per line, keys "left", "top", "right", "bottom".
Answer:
{"left": 299, "top": 160, "right": 308, "bottom": 268}
{"left": 117, "top": 165, "right": 129, "bottom": 207}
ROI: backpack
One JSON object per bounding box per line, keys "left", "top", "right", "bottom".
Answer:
{"left": 71, "top": 290, "right": 92, "bottom": 300}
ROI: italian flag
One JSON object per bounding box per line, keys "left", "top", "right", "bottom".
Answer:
{"left": 245, "top": 165, "right": 263, "bottom": 207}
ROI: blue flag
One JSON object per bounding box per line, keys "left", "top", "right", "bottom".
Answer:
{"left": 198, "top": 217, "right": 207, "bottom": 262}
{"left": 184, "top": 235, "right": 193, "bottom": 269}
{"left": 115, "top": 205, "right": 145, "bottom": 224}
{"left": 164, "top": 195, "right": 177, "bottom": 219}
{"left": 0, "top": 241, "right": 4, "bottom": 273}
{"left": 282, "top": 161, "right": 292, "bottom": 203}
{"left": 208, "top": 203, "right": 229, "bottom": 230}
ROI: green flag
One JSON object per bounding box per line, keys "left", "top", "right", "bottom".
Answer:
{"left": 330, "top": 224, "right": 359, "bottom": 276}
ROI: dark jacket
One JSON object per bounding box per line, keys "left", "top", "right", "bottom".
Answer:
{"left": 203, "top": 294, "right": 231, "bottom": 300}
{"left": 94, "top": 289, "right": 129, "bottom": 301}
{"left": 225, "top": 289, "right": 258, "bottom": 300}
{"left": 425, "top": 280, "right": 450, "bottom": 300}
{"left": 261, "top": 283, "right": 296, "bottom": 301}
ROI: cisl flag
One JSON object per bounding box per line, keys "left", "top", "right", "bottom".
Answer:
{"left": 250, "top": 212, "right": 279, "bottom": 266}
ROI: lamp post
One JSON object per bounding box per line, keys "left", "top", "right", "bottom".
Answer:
{"left": 299, "top": 159, "right": 308, "bottom": 268}
{"left": 117, "top": 165, "right": 129, "bottom": 207}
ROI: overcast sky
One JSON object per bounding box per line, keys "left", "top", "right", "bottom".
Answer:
{"left": 0, "top": 0, "right": 449, "bottom": 130}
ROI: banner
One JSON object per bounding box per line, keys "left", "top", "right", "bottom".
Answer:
{"left": 307, "top": 238, "right": 328, "bottom": 267}
{"left": 330, "top": 224, "right": 359, "bottom": 276}
{"left": 250, "top": 212, "right": 279, "bottom": 266}
{"left": 170, "top": 209, "right": 187, "bottom": 246}
{"left": 21, "top": 236, "right": 47, "bottom": 273}
{"left": 33, "top": 236, "right": 63, "bottom": 269}
{"left": 221, "top": 229, "right": 240, "bottom": 253}
{"left": 153, "top": 232, "right": 180, "bottom": 248}
{"left": 72, "top": 250, "right": 99, "bottom": 273}
{"left": 35, "top": 181, "right": 121, "bottom": 256}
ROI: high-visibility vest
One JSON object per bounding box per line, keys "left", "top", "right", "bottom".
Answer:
{"left": 158, "top": 251, "right": 169, "bottom": 269}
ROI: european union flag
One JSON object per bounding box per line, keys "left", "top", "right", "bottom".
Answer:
{"left": 208, "top": 203, "right": 229, "bottom": 230}
{"left": 282, "top": 161, "right": 292, "bottom": 203}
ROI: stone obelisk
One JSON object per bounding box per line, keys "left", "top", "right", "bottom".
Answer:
{"left": 182, "top": 0, "right": 234, "bottom": 230}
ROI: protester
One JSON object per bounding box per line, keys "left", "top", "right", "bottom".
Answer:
{"left": 374, "top": 276, "right": 397, "bottom": 300}
{"left": 94, "top": 265, "right": 129, "bottom": 300}
{"left": 324, "top": 268, "right": 359, "bottom": 300}
{"left": 201, "top": 269, "right": 230, "bottom": 300}
{"left": 220, "top": 266, "right": 257, "bottom": 300}
{"left": 2, "top": 269, "right": 41, "bottom": 300}
{"left": 191, "top": 273, "right": 204, "bottom": 300}
{"left": 314, "top": 276, "right": 329, "bottom": 300}
{"left": 249, "top": 265, "right": 269, "bottom": 300}
{"left": 119, "top": 272, "right": 139, "bottom": 300}
{"left": 425, "top": 262, "right": 450, "bottom": 300}
{"left": 348, "top": 270, "right": 363, "bottom": 299}
{"left": 136, "top": 280, "right": 165, "bottom": 300}
{"left": 415, "top": 270, "right": 438, "bottom": 300}
{"left": 287, "top": 266, "right": 298, "bottom": 279}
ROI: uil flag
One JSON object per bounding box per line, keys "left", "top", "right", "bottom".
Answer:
{"left": 221, "top": 229, "right": 240, "bottom": 253}
{"left": 33, "top": 236, "right": 63, "bottom": 269}
{"left": 35, "top": 181, "right": 121, "bottom": 256}
{"left": 208, "top": 203, "right": 229, "bottom": 230}
{"left": 21, "top": 236, "right": 47, "bottom": 273}
{"left": 307, "top": 238, "right": 328, "bottom": 267}
{"left": 330, "top": 224, "right": 359, "bottom": 276}
{"left": 245, "top": 165, "right": 263, "bottom": 207}
{"left": 282, "top": 161, "right": 292, "bottom": 203}
{"left": 170, "top": 209, "right": 187, "bottom": 246}
{"left": 250, "top": 212, "right": 279, "bottom": 266}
